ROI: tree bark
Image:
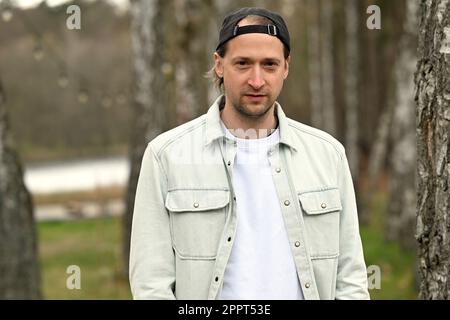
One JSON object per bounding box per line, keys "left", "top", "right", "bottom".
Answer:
{"left": 0, "top": 78, "right": 41, "bottom": 299}
{"left": 385, "top": 0, "right": 418, "bottom": 249}
{"left": 416, "top": 0, "right": 450, "bottom": 300}
{"left": 122, "top": 0, "right": 176, "bottom": 277}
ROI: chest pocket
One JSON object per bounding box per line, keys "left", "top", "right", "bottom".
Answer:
{"left": 298, "top": 187, "right": 342, "bottom": 259}
{"left": 165, "top": 189, "right": 229, "bottom": 260}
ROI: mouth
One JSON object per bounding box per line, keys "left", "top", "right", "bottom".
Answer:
{"left": 244, "top": 94, "right": 267, "bottom": 103}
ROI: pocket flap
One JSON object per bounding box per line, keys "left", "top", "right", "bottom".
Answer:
{"left": 298, "top": 188, "right": 342, "bottom": 215}
{"left": 165, "top": 189, "right": 230, "bottom": 212}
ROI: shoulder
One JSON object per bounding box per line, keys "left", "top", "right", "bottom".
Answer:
{"left": 286, "top": 118, "right": 346, "bottom": 159}
{"left": 147, "top": 114, "right": 207, "bottom": 156}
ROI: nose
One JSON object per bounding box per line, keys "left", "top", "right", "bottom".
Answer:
{"left": 247, "top": 66, "right": 265, "bottom": 90}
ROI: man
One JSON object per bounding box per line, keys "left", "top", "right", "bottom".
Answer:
{"left": 129, "top": 7, "right": 370, "bottom": 300}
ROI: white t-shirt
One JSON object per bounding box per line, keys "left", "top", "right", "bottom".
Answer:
{"left": 218, "top": 121, "right": 304, "bottom": 300}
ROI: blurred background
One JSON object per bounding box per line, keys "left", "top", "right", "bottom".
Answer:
{"left": 0, "top": 0, "right": 418, "bottom": 299}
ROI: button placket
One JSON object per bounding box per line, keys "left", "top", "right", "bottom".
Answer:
{"left": 225, "top": 141, "right": 237, "bottom": 170}
{"left": 270, "top": 149, "right": 319, "bottom": 299}
{"left": 209, "top": 139, "right": 238, "bottom": 299}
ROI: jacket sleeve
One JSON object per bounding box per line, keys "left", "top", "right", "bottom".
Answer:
{"left": 335, "top": 149, "right": 370, "bottom": 300}
{"left": 129, "top": 143, "right": 176, "bottom": 299}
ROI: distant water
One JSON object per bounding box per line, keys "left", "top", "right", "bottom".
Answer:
{"left": 24, "top": 156, "right": 130, "bottom": 194}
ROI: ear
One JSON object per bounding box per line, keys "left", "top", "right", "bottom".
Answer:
{"left": 283, "top": 55, "right": 290, "bottom": 80}
{"left": 214, "top": 52, "right": 224, "bottom": 78}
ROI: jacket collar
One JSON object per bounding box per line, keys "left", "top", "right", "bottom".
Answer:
{"left": 204, "top": 95, "right": 297, "bottom": 152}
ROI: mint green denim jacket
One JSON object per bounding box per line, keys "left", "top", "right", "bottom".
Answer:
{"left": 129, "top": 96, "right": 370, "bottom": 300}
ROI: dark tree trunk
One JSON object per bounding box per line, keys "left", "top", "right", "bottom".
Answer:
{"left": 307, "top": 0, "right": 324, "bottom": 130}
{"left": 416, "top": 0, "right": 450, "bottom": 300}
{"left": 0, "top": 78, "right": 41, "bottom": 299}
{"left": 345, "top": 0, "right": 360, "bottom": 182}
{"left": 320, "top": 0, "right": 336, "bottom": 136}
{"left": 174, "top": 0, "right": 213, "bottom": 123}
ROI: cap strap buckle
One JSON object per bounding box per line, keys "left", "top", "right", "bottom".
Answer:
{"left": 267, "top": 24, "right": 277, "bottom": 36}
{"left": 233, "top": 25, "right": 239, "bottom": 36}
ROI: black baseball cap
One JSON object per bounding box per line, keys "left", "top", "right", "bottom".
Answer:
{"left": 216, "top": 7, "right": 291, "bottom": 53}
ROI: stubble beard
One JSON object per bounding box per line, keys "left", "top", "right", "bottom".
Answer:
{"left": 231, "top": 94, "right": 275, "bottom": 119}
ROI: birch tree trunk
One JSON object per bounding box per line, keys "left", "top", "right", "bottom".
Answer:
{"left": 416, "top": 0, "right": 450, "bottom": 300}
{"left": 345, "top": 0, "right": 360, "bottom": 181}
{"left": 0, "top": 78, "right": 41, "bottom": 299}
{"left": 122, "top": 0, "right": 175, "bottom": 277}
{"left": 385, "top": 0, "right": 418, "bottom": 249}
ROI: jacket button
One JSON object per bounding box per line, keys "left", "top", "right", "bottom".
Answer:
{"left": 215, "top": 276, "right": 219, "bottom": 282}
{"left": 193, "top": 203, "right": 199, "bottom": 208}
{"left": 233, "top": 196, "right": 236, "bottom": 201}
{"left": 284, "top": 200, "right": 290, "bottom": 206}
{"left": 227, "top": 161, "right": 231, "bottom": 166}
{"left": 305, "top": 282, "right": 310, "bottom": 289}
{"left": 295, "top": 241, "right": 300, "bottom": 247}
{"left": 275, "top": 167, "right": 281, "bottom": 173}
{"left": 321, "top": 203, "right": 327, "bottom": 209}
{"left": 227, "top": 237, "right": 232, "bottom": 242}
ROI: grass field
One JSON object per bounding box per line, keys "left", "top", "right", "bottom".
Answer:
{"left": 360, "top": 225, "right": 418, "bottom": 299}
{"left": 38, "top": 216, "right": 418, "bottom": 300}
{"left": 38, "top": 217, "right": 132, "bottom": 299}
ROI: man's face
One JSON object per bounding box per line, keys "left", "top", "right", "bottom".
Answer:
{"left": 214, "top": 22, "right": 290, "bottom": 119}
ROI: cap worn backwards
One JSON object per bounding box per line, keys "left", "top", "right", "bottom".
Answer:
{"left": 216, "top": 7, "right": 291, "bottom": 53}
